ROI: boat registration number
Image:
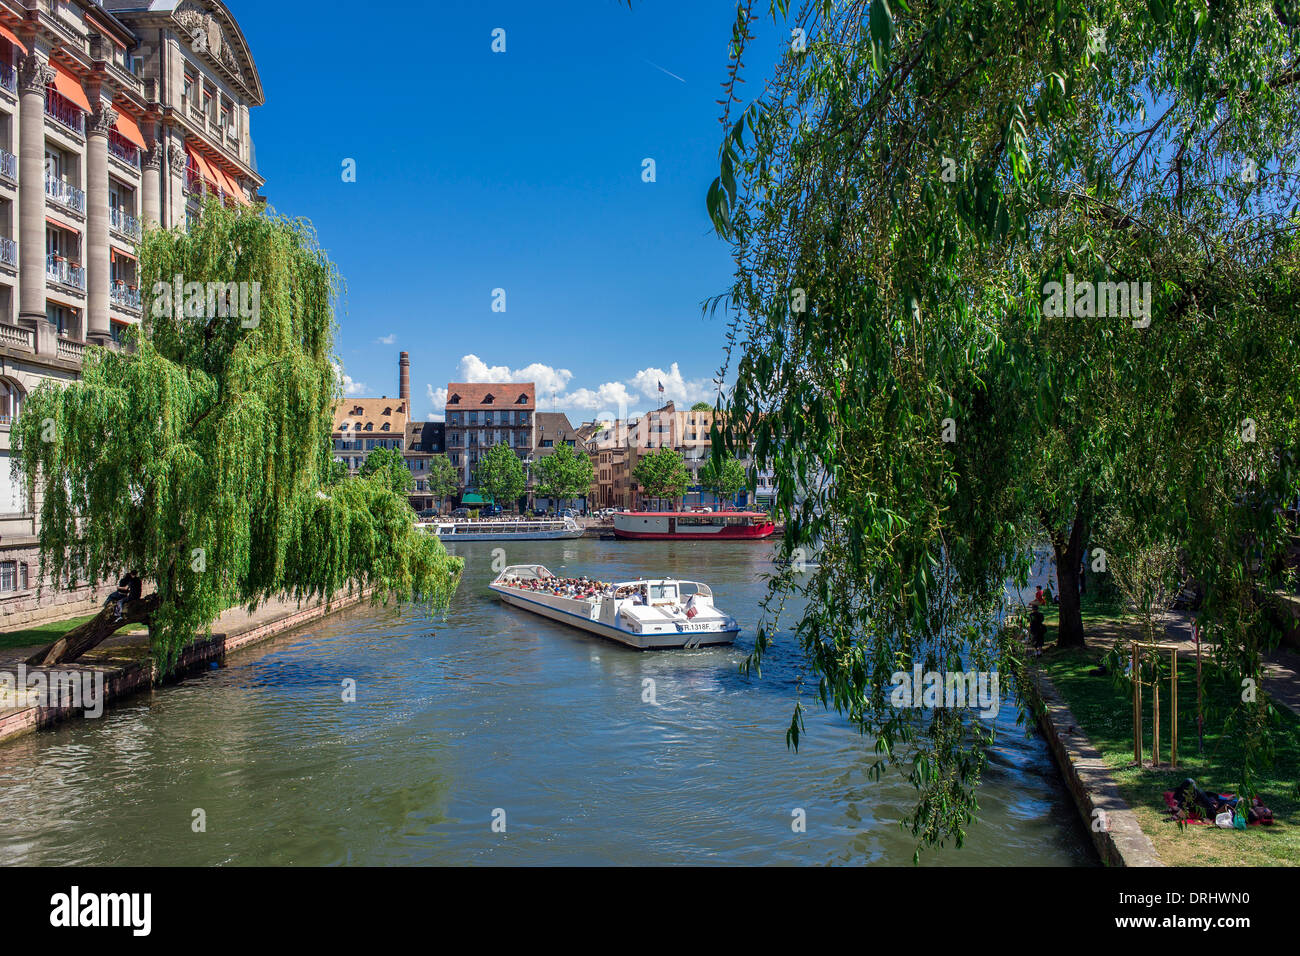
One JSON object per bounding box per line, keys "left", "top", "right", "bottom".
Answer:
{"left": 678, "top": 623, "right": 714, "bottom": 632}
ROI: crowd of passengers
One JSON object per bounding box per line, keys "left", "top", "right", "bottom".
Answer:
{"left": 506, "top": 576, "right": 652, "bottom": 603}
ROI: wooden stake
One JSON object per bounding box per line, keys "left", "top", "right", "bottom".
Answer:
{"left": 1171, "top": 647, "right": 1178, "bottom": 769}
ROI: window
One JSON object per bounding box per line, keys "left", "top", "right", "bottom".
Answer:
{"left": 183, "top": 72, "right": 198, "bottom": 112}
{"left": 0, "top": 378, "right": 21, "bottom": 425}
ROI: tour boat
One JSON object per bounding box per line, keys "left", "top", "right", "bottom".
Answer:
{"left": 489, "top": 564, "right": 740, "bottom": 649}
{"left": 418, "top": 516, "right": 584, "bottom": 541}
{"left": 612, "top": 509, "right": 775, "bottom": 540}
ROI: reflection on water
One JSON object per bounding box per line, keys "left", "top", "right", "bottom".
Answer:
{"left": 0, "top": 539, "right": 1095, "bottom": 866}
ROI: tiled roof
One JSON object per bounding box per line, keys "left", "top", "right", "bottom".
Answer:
{"left": 531, "top": 412, "right": 578, "bottom": 457}
{"left": 405, "top": 421, "right": 445, "bottom": 453}
{"left": 332, "top": 398, "right": 409, "bottom": 435}
{"left": 444, "top": 382, "right": 535, "bottom": 408}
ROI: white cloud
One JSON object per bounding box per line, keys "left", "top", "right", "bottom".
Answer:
{"left": 333, "top": 361, "right": 368, "bottom": 397}
{"left": 376, "top": 333, "right": 397, "bottom": 345}
{"left": 455, "top": 354, "right": 574, "bottom": 398}
{"left": 426, "top": 383, "right": 448, "bottom": 420}
{"left": 627, "top": 362, "right": 716, "bottom": 408}
{"left": 433, "top": 355, "right": 720, "bottom": 423}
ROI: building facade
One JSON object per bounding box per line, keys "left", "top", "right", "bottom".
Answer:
{"left": 0, "top": 0, "right": 263, "bottom": 628}
{"left": 443, "top": 381, "right": 535, "bottom": 492}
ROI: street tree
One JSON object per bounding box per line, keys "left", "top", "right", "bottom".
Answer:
{"left": 474, "top": 443, "right": 526, "bottom": 508}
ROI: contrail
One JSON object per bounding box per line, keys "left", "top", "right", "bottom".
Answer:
{"left": 644, "top": 59, "right": 686, "bottom": 83}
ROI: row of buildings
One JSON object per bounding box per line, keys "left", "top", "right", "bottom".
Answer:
{"left": 332, "top": 353, "right": 777, "bottom": 513}
{"left": 0, "top": 0, "right": 265, "bottom": 628}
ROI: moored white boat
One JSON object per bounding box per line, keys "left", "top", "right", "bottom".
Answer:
{"left": 418, "top": 516, "right": 584, "bottom": 541}
{"left": 489, "top": 564, "right": 740, "bottom": 650}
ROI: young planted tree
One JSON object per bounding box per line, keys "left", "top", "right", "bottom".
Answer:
{"left": 532, "top": 442, "right": 594, "bottom": 512}
{"left": 359, "top": 446, "right": 414, "bottom": 497}
{"left": 474, "top": 443, "right": 526, "bottom": 508}
{"left": 698, "top": 454, "right": 748, "bottom": 507}
{"left": 425, "top": 454, "right": 459, "bottom": 510}
{"left": 632, "top": 447, "right": 690, "bottom": 508}
{"left": 708, "top": 0, "right": 1300, "bottom": 852}
{"left": 14, "top": 201, "right": 462, "bottom": 669}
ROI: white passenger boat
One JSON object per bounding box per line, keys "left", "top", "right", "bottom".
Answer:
{"left": 489, "top": 564, "right": 740, "bottom": 649}
{"left": 417, "top": 516, "right": 584, "bottom": 541}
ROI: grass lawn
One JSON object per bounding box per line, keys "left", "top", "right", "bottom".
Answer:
{"left": 1036, "top": 599, "right": 1300, "bottom": 866}
{"left": 0, "top": 614, "right": 146, "bottom": 653}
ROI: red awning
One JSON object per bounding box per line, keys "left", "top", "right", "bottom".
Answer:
{"left": 0, "top": 24, "right": 26, "bottom": 54}
{"left": 110, "top": 245, "right": 137, "bottom": 262}
{"left": 45, "top": 216, "right": 79, "bottom": 233}
{"left": 51, "top": 63, "right": 91, "bottom": 113}
{"left": 187, "top": 147, "right": 220, "bottom": 190}
{"left": 114, "top": 112, "right": 147, "bottom": 150}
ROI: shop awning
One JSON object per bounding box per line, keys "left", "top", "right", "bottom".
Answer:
{"left": 45, "top": 216, "right": 79, "bottom": 232}
{"left": 114, "top": 111, "right": 146, "bottom": 150}
{"left": 110, "top": 245, "right": 137, "bottom": 262}
{"left": 51, "top": 63, "right": 91, "bottom": 114}
{"left": 0, "top": 25, "right": 26, "bottom": 54}
{"left": 460, "top": 494, "right": 494, "bottom": 505}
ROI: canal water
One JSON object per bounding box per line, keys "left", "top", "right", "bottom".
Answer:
{"left": 0, "top": 539, "right": 1094, "bottom": 865}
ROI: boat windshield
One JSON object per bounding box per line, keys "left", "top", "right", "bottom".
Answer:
{"left": 647, "top": 583, "right": 678, "bottom": 603}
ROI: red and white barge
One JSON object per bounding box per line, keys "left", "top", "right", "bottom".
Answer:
{"left": 612, "top": 509, "right": 775, "bottom": 541}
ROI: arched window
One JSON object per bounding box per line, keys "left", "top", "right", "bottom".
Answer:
{"left": 0, "top": 379, "right": 23, "bottom": 425}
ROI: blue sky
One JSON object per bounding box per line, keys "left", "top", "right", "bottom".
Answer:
{"left": 232, "top": 0, "right": 786, "bottom": 422}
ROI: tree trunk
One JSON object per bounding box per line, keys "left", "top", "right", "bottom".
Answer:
{"left": 27, "top": 594, "right": 160, "bottom": 667}
{"left": 1054, "top": 506, "right": 1089, "bottom": 649}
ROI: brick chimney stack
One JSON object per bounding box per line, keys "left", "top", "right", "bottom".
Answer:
{"left": 399, "top": 351, "right": 410, "bottom": 401}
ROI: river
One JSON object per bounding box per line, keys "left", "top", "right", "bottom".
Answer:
{"left": 0, "top": 539, "right": 1094, "bottom": 865}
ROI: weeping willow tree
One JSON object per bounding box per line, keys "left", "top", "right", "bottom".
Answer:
{"left": 706, "top": 0, "right": 1300, "bottom": 853}
{"left": 14, "top": 200, "right": 461, "bottom": 670}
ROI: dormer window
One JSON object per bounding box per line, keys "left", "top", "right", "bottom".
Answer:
{"left": 447, "top": 394, "right": 460, "bottom": 405}
{"left": 483, "top": 393, "right": 495, "bottom": 404}
{"left": 365, "top": 422, "right": 373, "bottom": 431}
{"left": 516, "top": 393, "right": 528, "bottom": 404}
{"left": 340, "top": 422, "right": 348, "bottom": 431}
{"left": 381, "top": 423, "right": 390, "bottom": 431}
{"left": 384, "top": 407, "right": 392, "bottom": 415}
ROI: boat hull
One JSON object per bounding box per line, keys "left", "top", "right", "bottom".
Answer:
{"left": 437, "top": 529, "right": 585, "bottom": 542}
{"left": 490, "top": 585, "right": 738, "bottom": 650}
{"left": 612, "top": 512, "right": 775, "bottom": 540}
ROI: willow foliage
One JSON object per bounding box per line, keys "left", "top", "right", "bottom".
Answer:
{"left": 710, "top": 0, "right": 1300, "bottom": 854}
{"left": 14, "top": 201, "right": 461, "bottom": 670}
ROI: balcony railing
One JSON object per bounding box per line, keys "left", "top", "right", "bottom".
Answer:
{"left": 0, "top": 323, "right": 33, "bottom": 351}
{"left": 0, "top": 236, "right": 15, "bottom": 269}
{"left": 44, "top": 93, "right": 84, "bottom": 135}
{"left": 45, "top": 175, "right": 86, "bottom": 214}
{"left": 0, "top": 61, "right": 14, "bottom": 95}
{"left": 110, "top": 279, "right": 141, "bottom": 311}
{"left": 56, "top": 337, "right": 85, "bottom": 363}
{"left": 109, "top": 207, "right": 141, "bottom": 240}
{"left": 46, "top": 254, "right": 86, "bottom": 292}
{"left": 107, "top": 132, "right": 140, "bottom": 169}
{"left": 0, "top": 148, "right": 15, "bottom": 183}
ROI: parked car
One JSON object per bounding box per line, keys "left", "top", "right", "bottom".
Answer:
{"left": 416, "top": 508, "right": 438, "bottom": 521}
{"left": 451, "top": 507, "right": 471, "bottom": 519}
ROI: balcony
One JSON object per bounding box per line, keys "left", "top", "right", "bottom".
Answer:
{"left": 110, "top": 207, "right": 141, "bottom": 240}
{"left": 0, "top": 323, "right": 33, "bottom": 352}
{"left": 44, "top": 93, "right": 84, "bottom": 136}
{"left": 46, "top": 175, "right": 86, "bottom": 215}
{"left": 0, "top": 236, "right": 15, "bottom": 269}
{"left": 56, "top": 337, "right": 85, "bottom": 363}
{"left": 110, "top": 279, "right": 141, "bottom": 312}
{"left": 107, "top": 132, "right": 140, "bottom": 169}
{"left": 46, "top": 254, "right": 86, "bottom": 292}
{"left": 0, "top": 61, "right": 13, "bottom": 96}
{"left": 0, "top": 148, "right": 14, "bottom": 184}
